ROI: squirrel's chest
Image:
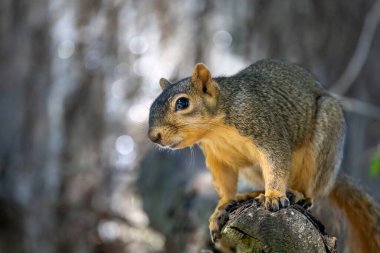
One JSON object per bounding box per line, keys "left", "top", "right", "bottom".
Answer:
{"left": 199, "top": 125, "right": 263, "bottom": 169}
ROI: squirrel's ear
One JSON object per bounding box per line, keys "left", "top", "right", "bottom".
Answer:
{"left": 192, "top": 63, "right": 218, "bottom": 96}
{"left": 159, "top": 78, "right": 172, "bottom": 90}
{"left": 192, "top": 63, "right": 211, "bottom": 87}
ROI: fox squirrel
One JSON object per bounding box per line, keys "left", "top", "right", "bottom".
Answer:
{"left": 148, "top": 59, "right": 380, "bottom": 252}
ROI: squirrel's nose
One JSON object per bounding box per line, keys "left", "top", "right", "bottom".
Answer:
{"left": 148, "top": 129, "right": 162, "bottom": 144}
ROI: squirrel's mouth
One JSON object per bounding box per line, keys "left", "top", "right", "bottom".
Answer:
{"left": 158, "top": 134, "right": 196, "bottom": 150}
{"left": 167, "top": 141, "right": 181, "bottom": 149}
{"left": 156, "top": 140, "right": 182, "bottom": 150}
{"left": 160, "top": 139, "right": 186, "bottom": 150}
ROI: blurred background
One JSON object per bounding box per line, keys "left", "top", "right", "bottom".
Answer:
{"left": 1, "top": 0, "right": 380, "bottom": 252}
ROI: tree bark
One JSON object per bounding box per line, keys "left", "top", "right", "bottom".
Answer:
{"left": 218, "top": 201, "right": 337, "bottom": 253}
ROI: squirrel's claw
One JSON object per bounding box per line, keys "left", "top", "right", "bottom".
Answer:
{"left": 209, "top": 210, "right": 227, "bottom": 243}
{"left": 296, "top": 198, "right": 313, "bottom": 210}
{"left": 209, "top": 200, "right": 239, "bottom": 242}
{"left": 286, "top": 190, "right": 313, "bottom": 210}
{"left": 210, "top": 229, "right": 221, "bottom": 243}
{"left": 256, "top": 193, "right": 290, "bottom": 211}
{"left": 280, "top": 196, "right": 290, "bottom": 208}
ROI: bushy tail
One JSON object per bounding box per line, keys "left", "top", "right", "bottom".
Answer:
{"left": 329, "top": 175, "right": 380, "bottom": 253}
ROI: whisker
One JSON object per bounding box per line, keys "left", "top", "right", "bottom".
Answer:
{"left": 190, "top": 146, "right": 195, "bottom": 170}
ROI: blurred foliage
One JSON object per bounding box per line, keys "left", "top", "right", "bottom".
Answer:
{"left": 370, "top": 150, "right": 380, "bottom": 177}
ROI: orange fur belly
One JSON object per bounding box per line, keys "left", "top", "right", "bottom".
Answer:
{"left": 289, "top": 141, "right": 316, "bottom": 197}
{"left": 199, "top": 123, "right": 266, "bottom": 182}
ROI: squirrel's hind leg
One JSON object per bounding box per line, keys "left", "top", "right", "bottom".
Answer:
{"left": 309, "top": 96, "right": 345, "bottom": 197}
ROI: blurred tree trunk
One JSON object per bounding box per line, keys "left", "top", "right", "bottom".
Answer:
{"left": 0, "top": 0, "right": 53, "bottom": 252}
{"left": 0, "top": 0, "right": 118, "bottom": 252}
{"left": 56, "top": 1, "right": 118, "bottom": 251}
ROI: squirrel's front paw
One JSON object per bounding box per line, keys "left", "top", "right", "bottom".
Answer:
{"left": 286, "top": 190, "right": 313, "bottom": 210}
{"left": 209, "top": 200, "right": 238, "bottom": 242}
{"left": 255, "top": 191, "right": 289, "bottom": 211}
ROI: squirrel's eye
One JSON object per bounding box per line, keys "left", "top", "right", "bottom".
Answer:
{"left": 175, "top": 97, "right": 190, "bottom": 111}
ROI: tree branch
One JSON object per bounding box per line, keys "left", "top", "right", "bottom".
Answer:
{"left": 330, "top": 0, "right": 380, "bottom": 94}
{"left": 332, "top": 93, "right": 380, "bottom": 119}
{"left": 217, "top": 201, "right": 337, "bottom": 253}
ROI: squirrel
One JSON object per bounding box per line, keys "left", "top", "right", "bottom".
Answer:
{"left": 148, "top": 59, "right": 380, "bottom": 252}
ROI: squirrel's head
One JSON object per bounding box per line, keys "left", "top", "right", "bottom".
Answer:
{"left": 148, "top": 63, "right": 220, "bottom": 149}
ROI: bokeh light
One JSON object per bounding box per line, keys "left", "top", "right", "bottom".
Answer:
{"left": 98, "top": 221, "right": 121, "bottom": 241}
{"left": 128, "top": 103, "right": 149, "bottom": 123}
{"left": 213, "top": 30, "right": 232, "bottom": 49}
{"left": 129, "top": 36, "right": 149, "bottom": 55}
{"left": 111, "top": 79, "right": 127, "bottom": 99}
{"left": 57, "top": 40, "right": 75, "bottom": 59}
{"left": 115, "top": 135, "right": 135, "bottom": 155}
